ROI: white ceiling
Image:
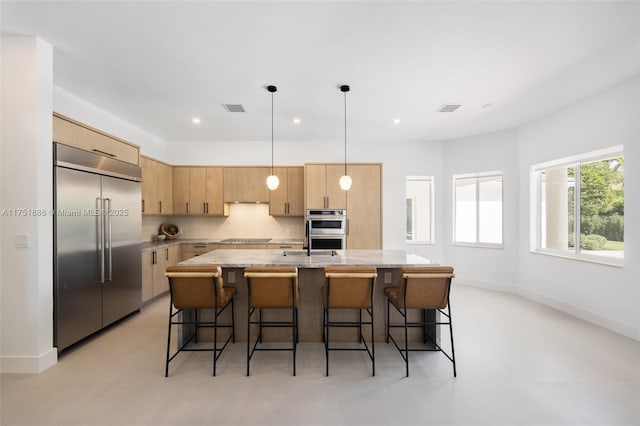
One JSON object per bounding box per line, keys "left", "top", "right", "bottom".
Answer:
{"left": 2, "top": 1, "right": 639, "bottom": 143}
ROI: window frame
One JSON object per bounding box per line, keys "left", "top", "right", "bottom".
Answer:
{"left": 452, "top": 170, "right": 504, "bottom": 249}
{"left": 530, "top": 145, "right": 624, "bottom": 267}
{"left": 405, "top": 175, "right": 435, "bottom": 245}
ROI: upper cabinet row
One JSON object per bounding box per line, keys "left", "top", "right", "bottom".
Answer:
{"left": 141, "top": 162, "right": 303, "bottom": 217}
{"left": 141, "top": 161, "right": 380, "bottom": 226}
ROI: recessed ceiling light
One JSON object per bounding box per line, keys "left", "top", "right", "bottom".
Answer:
{"left": 191, "top": 117, "right": 201, "bottom": 124}
{"left": 393, "top": 118, "right": 401, "bottom": 124}
{"left": 293, "top": 118, "right": 301, "bottom": 124}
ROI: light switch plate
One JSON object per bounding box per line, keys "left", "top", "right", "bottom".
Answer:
{"left": 228, "top": 271, "right": 236, "bottom": 284}
{"left": 384, "top": 272, "right": 392, "bottom": 284}
{"left": 15, "top": 233, "right": 30, "bottom": 248}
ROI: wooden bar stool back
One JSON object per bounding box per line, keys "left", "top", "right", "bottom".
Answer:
{"left": 385, "top": 266, "right": 456, "bottom": 377}
{"left": 164, "top": 265, "right": 236, "bottom": 377}
{"left": 323, "top": 266, "right": 377, "bottom": 376}
{"left": 244, "top": 266, "right": 299, "bottom": 376}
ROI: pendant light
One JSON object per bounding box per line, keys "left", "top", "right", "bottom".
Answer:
{"left": 339, "top": 85, "right": 352, "bottom": 191}
{"left": 266, "top": 85, "right": 279, "bottom": 190}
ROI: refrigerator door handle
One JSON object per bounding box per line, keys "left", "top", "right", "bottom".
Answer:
{"left": 97, "top": 197, "right": 105, "bottom": 283}
{"left": 104, "top": 198, "right": 113, "bottom": 282}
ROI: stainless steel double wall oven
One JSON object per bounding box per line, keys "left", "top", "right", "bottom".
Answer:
{"left": 305, "top": 209, "right": 347, "bottom": 251}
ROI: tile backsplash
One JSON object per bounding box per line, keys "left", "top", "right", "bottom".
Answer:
{"left": 142, "top": 203, "right": 304, "bottom": 241}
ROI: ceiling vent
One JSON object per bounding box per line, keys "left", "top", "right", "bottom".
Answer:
{"left": 437, "top": 104, "right": 461, "bottom": 113}
{"left": 222, "top": 104, "right": 245, "bottom": 113}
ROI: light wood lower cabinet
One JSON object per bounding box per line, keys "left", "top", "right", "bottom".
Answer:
{"left": 182, "top": 243, "right": 220, "bottom": 261}
{"left": 141, "top": 245, "right": 181, "bottom": 303}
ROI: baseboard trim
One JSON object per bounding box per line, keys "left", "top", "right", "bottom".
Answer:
{"left": 453, "top": 277, "right": 518, "bottom": 294}
{"left": 455, "top": 278, "right": 639, "bottom": 342}
{"left": 0, "top": 347, "right": 58, "bottom": 374}
{"left": 518, "top": 287, "right": 640, "bottom": 341}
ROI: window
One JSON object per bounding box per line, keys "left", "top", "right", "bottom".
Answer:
{"left": 406, "top": 176, "right": 434, "bottom": 244}
{"left": 453, "top": 172, "right": 503, "bottom": 246}
{"left": 532, "top": 146, "right": 624, "bottom": 264}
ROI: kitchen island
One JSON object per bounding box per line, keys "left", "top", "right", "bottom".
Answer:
{"left": 179, "top": 249, "right": 441, "bottom": 342}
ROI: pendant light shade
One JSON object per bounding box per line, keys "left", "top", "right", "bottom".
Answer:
{"left": 339, "top": 84, "right": 352, "bottom": 191}
{"left": 266, "top": 85, "right": 279, "bottom": 190}
{"left": 339, "top": 175, "right": 352, "bottom": 191}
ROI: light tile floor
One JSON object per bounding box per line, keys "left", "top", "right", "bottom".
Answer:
{"left": 1, "top": 286, "right": 639, "bottom": 425}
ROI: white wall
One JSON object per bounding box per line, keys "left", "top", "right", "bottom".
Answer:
{"left": 517, "top": 76, "right": 640, "bottom": 340}
{"left": 53, "top": 87, "right": 169, "bottom": 160}
{"left": 0, "top": 36, "right": 57, "bottom": 373}
{"left": 443, "top": 129, "right": 520, "bottom": 293}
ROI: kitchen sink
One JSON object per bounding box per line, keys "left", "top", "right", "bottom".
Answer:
{"left": 282, "top": 249, "right": 339, "bottom": 257}
{"left": 221, "top": 238, "right": 272, "bottom": 244}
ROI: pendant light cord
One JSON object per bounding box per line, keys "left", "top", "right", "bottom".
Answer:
{"left": 271, "top": 91, "right": 274, "bottom": 175}
{"left": 344, "top": 90, "right": 347, "bottom": 175}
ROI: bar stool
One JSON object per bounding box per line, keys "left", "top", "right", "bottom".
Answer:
{"left": 164, "top": 265, "right": 236, "bottom": 377}
{"left": 244, "top": 266, "right": 299, "bottom": 376}
{"left": 385, "top": 266, "right": 456, "bottom": 377}
{"left": 323, "top": 266, "right": 377, "bottom": 376}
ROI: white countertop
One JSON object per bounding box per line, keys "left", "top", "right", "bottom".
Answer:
{"left": 180, "top": 249, "right": 436, "bottom": 268}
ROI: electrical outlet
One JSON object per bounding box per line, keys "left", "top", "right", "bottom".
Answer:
{"left": 228, "top": 271, "right": 236, "bottom": 284}
{"left": 384, "top": 272, "right": 392, "bottom": 284}
{"left": 15, "top": 234, "right": 30, "bottom": 248}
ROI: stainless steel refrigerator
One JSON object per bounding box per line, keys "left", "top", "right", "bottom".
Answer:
{"left": 54, "top": 143, "right": 142, "bottom": 352}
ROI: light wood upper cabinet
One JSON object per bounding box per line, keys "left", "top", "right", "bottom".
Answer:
{"left": 305, "top": 164, "right": 347, "bottom": 209}
{"left": 172, "top": 167, "right": 225, "bottom": 215}
{"left": 159, "top": 163, "right": 173, "bottom": 214}
{"left": 141, "top": 157, "right": 158, "bottom": 215}
{"left": 346, "top": 164, "right": 382, "bottom": 249}
{"left": 141, "top": 156, "right": 172, "bottom": 215}
{"left": 269, "top": 167, "right": 304, "bottom": 216}
{"left": 53, "top": 113, "right": 139, "bottom": 165}
{"left": 204, "top": 167, "right": 224, "bottom": 215}
{"left": 223, "top": 167, "right": 270, "bottom": 203}
{"left": 189, "top": 168, "right": 207, "bottom": 214}
{"left": 172, "top": 167, "right": 189, "bottom": 214}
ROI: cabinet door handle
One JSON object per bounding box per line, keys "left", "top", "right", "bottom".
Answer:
{"left": 159, "top": 201, "right": 162, "bottom": 213}
{"left": 92, "top": 148, "right": 115, "bottom": 158}
{"left": 186, "top": 202, "right": 189, "bottom": 214}
{"left": 165, "top": 248, "right": 169, "bottom": 261}
{"left": 141, "top": 200, "right": 145, "bottom": 213}
{"left": 152, "top": 250, "right": 157, "bottom": 265}
{"left": 204, "top": 202, "right": 208, "bottom": 214}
